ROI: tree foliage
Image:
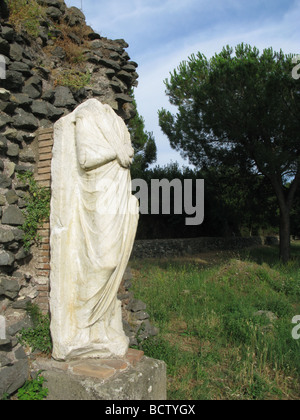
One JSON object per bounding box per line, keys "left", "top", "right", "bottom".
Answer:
{"left": 159, "top": 44, "right": 299, "bottom": 175}
{"left": 128, "top": 96, "right": 157, "bottom": 178}
{"left": 159, "top": 44, "right": 300, "bottom": 261}
{"left": 135, "top": 162, "right": 279, "bottom": 240}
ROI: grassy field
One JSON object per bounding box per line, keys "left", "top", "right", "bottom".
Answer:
{"left": 130, "top": 244, "right": 300, "bottom": 400}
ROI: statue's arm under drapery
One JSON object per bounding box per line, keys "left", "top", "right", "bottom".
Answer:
{"left": 75, "top": 114, "right": 117, "bottom": 171}
{"left": 75, "top": 105, "right": 134, "bottom": 172}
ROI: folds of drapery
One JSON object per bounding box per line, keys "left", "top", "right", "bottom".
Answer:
{"left": 50, "top": 99, "right": 139, "bottom": 360}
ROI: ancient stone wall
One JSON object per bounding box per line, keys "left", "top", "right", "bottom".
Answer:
{"left": 132, "top": 236, "right": 263, "bottom": 259}
{"left": 0, "top": 0, "right": 140, "bottom": 398}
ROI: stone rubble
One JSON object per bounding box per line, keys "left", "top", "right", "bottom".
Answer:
{"left": 119, "top": 267, "right": 159, "bottom": 348}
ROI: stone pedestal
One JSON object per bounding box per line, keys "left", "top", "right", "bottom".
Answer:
{"left": 32, "top": 349, "right": 167, "bottom": 401}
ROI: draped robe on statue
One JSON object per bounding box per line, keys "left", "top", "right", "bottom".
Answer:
{"left": 50, "top": 99, "right": 139, "bottom": 361}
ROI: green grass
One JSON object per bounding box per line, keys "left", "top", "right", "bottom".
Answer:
{"left": 130, "top": 244, "right": 300, "bottom": 400}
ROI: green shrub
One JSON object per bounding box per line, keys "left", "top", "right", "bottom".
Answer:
{"left": 17, "top": 172, "right": 51, "bottom": 252}
{"left": 17, "top": 371, "right": 48, "bottom": 401}
{"left": 18, "top": 303, "right": 52, "bottom": 355}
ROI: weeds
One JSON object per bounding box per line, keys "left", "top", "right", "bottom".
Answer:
{"left": 6, "top": 0, "right": 93, "bottom": 90}
{"left": 53, "top": 68, "right": 92, "bottom": 90}
{"left": 18, "top": 303, "right": 52, "bottom": 355}
{"left": 5, "top": 0, "right": 45, "bottom": 37}
{"left": 17, "top": 172, "right": 51, "bottom": 252}
{"left": 47, "top": 22, "right": 90, "bottom": 65}
{"left": 17, "top": 371, "right": 48, "bottom": 401}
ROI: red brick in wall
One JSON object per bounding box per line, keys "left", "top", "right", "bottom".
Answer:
{"left": 35, "top": 128, "right": 53, "bottom": 313}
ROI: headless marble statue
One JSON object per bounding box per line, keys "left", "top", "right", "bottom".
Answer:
{"left": 50, "top": 99, "right": 139, "bottom": 361}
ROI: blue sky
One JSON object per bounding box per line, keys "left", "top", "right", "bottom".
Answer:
{"left": 65, "top": 0, "right": 300, "bottom": 168}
